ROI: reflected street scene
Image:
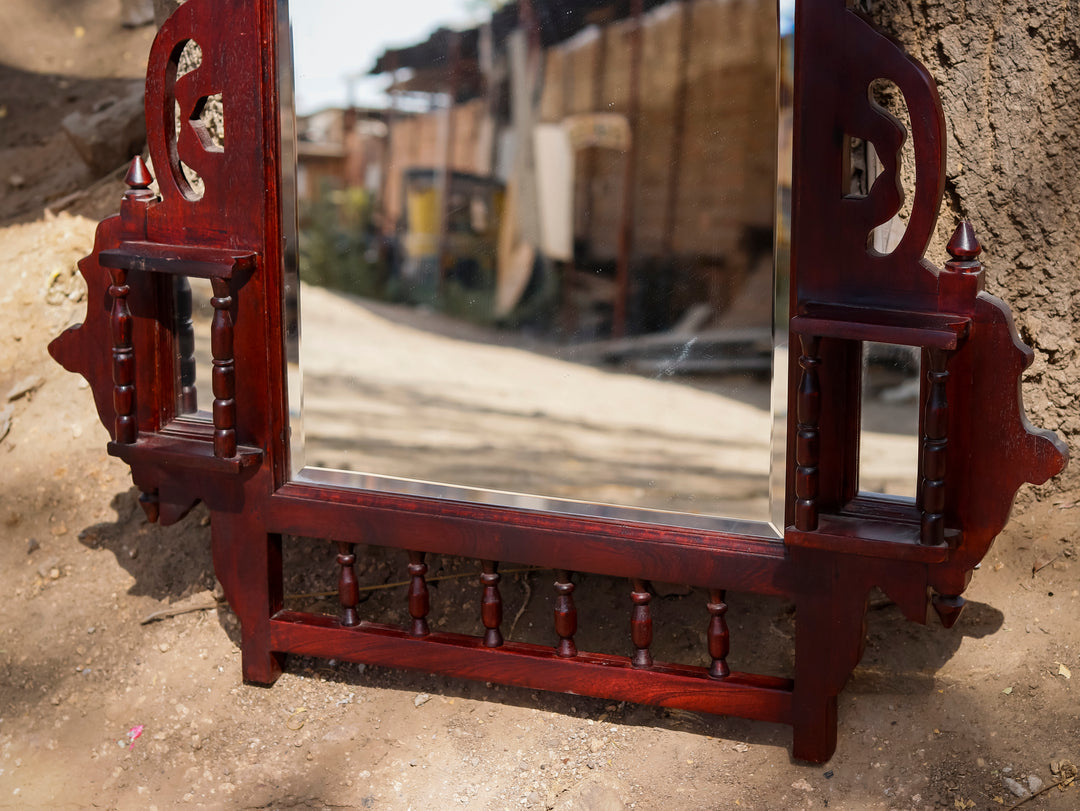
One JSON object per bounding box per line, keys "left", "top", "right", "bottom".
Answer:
{"left": 280, "top": 0, "right": 825, "bottom": 531}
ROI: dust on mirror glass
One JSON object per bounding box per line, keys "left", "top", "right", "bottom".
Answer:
{"left": 281, "top": 0, "right": 798, "bottom": 533}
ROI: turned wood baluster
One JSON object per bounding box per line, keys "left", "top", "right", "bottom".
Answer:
{"left": 921, "top": 222, "right": 982, "bottom": 547}
{"left": 209, "top": 277, "right": 237, "bottom": 458}
{"left": 174, "top": 277, "right": 198, "bottom": 414}
{"left": 920, "top": 347, "right": 949, "bottom": 545}
{"left": 554, "top": 570, "right": 578, "bottom": 658}
{"left": 630, "top": 579, "right": 653, "bottom": 668}
{"left": 108, "top": 265, "right": 137, "bottom": 444}
{"left": 795, "top": 334, "right": 822, "bottom": 531}
{"left": 108, "top": 158, "right": 155, "bottom": 443}
{"left": 480, "top": 560, "right": 503, "bottom": 647}
{"left": 336, "top": 542, "right": 360, "bottom": 627}
{"left": 407, "top": 551, "right": 430, "bottom": 637}
{"left": 707, "top": 589, "right": 730, "bottom": 679}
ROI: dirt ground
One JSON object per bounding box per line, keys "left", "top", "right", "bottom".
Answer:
{"left": 1, "top": 2, "right": 1078, "bottom": 809}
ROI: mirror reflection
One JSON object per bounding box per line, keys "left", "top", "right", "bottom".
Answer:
{"left": 282, "top": 0, "right": 794, "bottom": 532}
{"left": 860, "top": 343, "right": 921, "bottom": 499}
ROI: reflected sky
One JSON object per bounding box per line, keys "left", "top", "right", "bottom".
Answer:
{"left": 291, "top": 0, "right": 480, "bottom": 113}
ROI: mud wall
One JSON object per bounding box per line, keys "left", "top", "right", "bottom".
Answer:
{"left": 869, "top": 0, "right": 1080, "bottom": 497}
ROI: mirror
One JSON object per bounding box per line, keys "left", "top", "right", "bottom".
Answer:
{"left": 280, "top": 0, "right": 799, "bottom": 535}
{"left": 859, "top": 343, "right": 920, "bottom": 499}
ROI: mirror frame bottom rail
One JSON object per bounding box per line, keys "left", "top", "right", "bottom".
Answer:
{"left": 235, "top": 485, "right": 881, "bottom": 762}
{"left": 47, "top": 0, "right": 1068, "bottom": 765}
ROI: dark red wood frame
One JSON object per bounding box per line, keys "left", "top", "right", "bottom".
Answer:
{"left": 49, "top": 0, "right": 1068, "bottom": 763}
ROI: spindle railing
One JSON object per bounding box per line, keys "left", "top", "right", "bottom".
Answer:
{"left": 319, "top": 545, "right": 733, "bottom": 679}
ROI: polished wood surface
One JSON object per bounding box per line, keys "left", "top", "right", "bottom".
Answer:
{"left": 48, "top": 0, "right": 1068, "bottom": 763}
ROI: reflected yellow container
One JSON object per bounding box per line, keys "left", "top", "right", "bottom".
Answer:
{"left": 405, "top": 187, "right": 439, "bottom": 237}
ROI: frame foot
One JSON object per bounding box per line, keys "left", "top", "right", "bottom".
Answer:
{"left": 792, "top": 695, "right": 837, "bottom": 763}
{"left": 241, "top": 646, "right": 285, "bottom": 685}
{"left": 212, "top": 517, "right": 284, "bottom": 685}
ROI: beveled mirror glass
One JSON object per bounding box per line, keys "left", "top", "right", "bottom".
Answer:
{"left": 280, "top": 0, "right": 805, "bottom": 536}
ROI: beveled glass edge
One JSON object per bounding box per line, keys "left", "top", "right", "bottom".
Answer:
{"left": 292, "top": 465, "right": 784, "bottom": 539}
{"left": 279, "top": 0, "right": 305, "bottom": 473}
{"left": 770, "top": 20, "right": 794, "bottom": 533}
{"left": 278, "top": 0, "right": 791, "bottom": 541}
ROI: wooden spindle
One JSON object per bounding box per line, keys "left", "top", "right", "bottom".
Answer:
{"left": 707, "top": 589, "right": 730, "bottom": 679}
{"left": 480, "top": 560, "right": 503, "bottom": 647}
{"left": 109, "top": 265, "right": 136, "bottom": 444}
{"left": 795, "top": 334, "right": 822, "bottom": 531}
{"left": 336, "top": 542, "right": 359, "bottom": 627}
{"left": 174, "top": 276, "right": 198, "bottom": 414}
{"left": 920, "top": 347, "right": 949, "bottom": 545}
{"left": 209, "top": 277, "right": 237, "bottom": 458}
{"left": 630, "top": 578, "right": 653, "bottom": 668}
{"left": 107, "top": 158, "right": 156, "bottom": 444}
{"left": 921, "top": 222, "right": 982, "bottom": 545}
{"left": 407, "top": 550, "right": 430, "bottom": 637}
{"left": 554, "top": 570, "right": 577, "bottom": 658}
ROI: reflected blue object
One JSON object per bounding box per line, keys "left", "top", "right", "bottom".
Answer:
{"left": 780, "top": 0, "right": 795, "bottom": 36}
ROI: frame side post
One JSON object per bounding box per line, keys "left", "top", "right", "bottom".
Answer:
{"left": 211, "top": 511, "right": 285, "bottom": 684}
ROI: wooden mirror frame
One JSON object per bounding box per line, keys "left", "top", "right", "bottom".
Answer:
{"left": 49, "top": 0, "right": 1068, "bottom": 763}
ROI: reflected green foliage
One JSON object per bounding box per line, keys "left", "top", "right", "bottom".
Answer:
{"left": 298, "top": 183, "right": 389, "bottom": 299}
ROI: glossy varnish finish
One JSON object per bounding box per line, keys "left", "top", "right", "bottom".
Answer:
{"left": 49, "top": 0, "right": 1068, "bottom": 763}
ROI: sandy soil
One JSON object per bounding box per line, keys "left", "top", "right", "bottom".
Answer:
{"left": 1, "top": 2, "right": 1078, "bottom": 810}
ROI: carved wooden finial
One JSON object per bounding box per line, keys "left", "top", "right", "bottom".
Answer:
{"left": 138, "top": 490, "right": 160, "bottom": 523}
{"left": 933, "top": 593, "right": 966, "bottom": 629}
{"left": 939, "top": 220, "right": 984, "bottom": 314}
{"left": 946, "top": 220, "right": 981, "bottom": 263}
{"left": 120, "top": 156, "right": 155, "bottom": 240}
{"left": 124, "top": 155, "right": 154, "bottom": 190}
